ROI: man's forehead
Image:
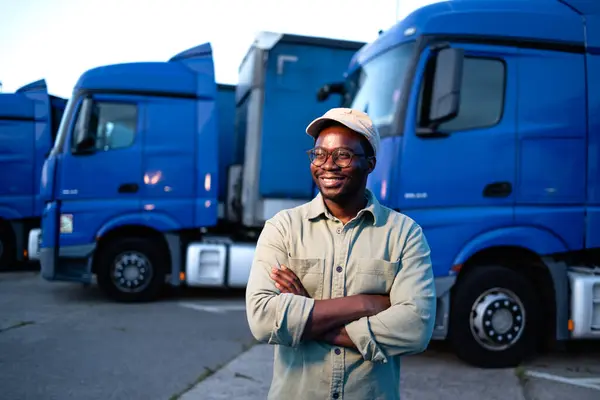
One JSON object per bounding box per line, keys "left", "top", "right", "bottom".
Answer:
{"left": 315, "top": 127, "right": 363, "bottom": 145}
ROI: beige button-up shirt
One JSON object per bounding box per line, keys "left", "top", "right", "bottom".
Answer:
{"left": 245, "top": 189, "right": 436, "bottom": 400}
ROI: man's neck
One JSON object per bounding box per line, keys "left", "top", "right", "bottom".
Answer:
{"left": 324, "top": 191, "right": 368, "bottom": 224}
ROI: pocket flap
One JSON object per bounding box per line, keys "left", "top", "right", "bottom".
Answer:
{"left": 357, "top": 258, "right": 399, "bottom": 277}
{"left": 287, "top": 257, "right": 324, "bottom": 274}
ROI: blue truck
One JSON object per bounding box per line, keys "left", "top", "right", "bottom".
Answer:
{"left": 0, "top": 79, "right": 67, "bottom": 269}
{"left": 29, "top": 32, "right": 364, "bottom": 299}
{"left": 318, "top": 0, "right": 600, "bottom": 368}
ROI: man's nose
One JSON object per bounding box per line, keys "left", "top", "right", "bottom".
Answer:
{"left": 322, "top": 154, "right": 340, "bottom": 170}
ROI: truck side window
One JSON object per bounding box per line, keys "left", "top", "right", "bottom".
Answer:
{"left": 437, "top": 57, "right": 505, "bottom": 132}
{"left": 94, "top": 102, "right": 138, "bottom": 150}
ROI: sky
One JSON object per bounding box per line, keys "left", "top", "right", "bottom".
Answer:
{"left": 0, "top": 0, "right": 442, "bottom": 99}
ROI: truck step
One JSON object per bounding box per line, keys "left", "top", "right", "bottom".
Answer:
{"left": 568, "top": 268, "right": 600, "bottom": 339}
{"left": 185, "top": 241, "right": 256, "bottom": 289}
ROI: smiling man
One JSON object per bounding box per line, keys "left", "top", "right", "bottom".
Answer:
{"left": 245, "top": 108, "right": 436, "bottom": 400}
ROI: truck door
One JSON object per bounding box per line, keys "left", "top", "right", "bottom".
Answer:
{"left": 401, "top": 42, "right": 518, "bottom": 211}
{"left": 55, "top": 94, "right": 143, "bottom": 255}
{"left": 398, "top": 42, "right": 518, "bottom": 276}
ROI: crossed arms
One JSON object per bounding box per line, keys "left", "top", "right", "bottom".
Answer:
{"left": 269, "top": 264, "right": 390, "bottom": 350}
{"left": 245, "top": 218, "right": 436, "bottom": 363}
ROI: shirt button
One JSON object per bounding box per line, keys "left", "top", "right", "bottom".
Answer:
{"left": 335, "top": 348, "right": 341, "bottom": 355}
{"left": 333, "top": 393, "right": 339, "bottom": 399}
{"left": 336, "top": 266, "right": 342, "bottom": 273}
{"left": 336, "top": 228, "right": 342, "bottom": 234}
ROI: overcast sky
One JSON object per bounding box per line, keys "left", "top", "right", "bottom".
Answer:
{"left": 0, "top": 0, "right": 441, "bottom": 98}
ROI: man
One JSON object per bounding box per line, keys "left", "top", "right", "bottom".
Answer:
{"left": 245, "top": 107, "right": 436, "bottom": 400}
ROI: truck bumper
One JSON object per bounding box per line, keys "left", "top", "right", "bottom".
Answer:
{"left": 39, "top": 243, "right": 96, "bottom": 284}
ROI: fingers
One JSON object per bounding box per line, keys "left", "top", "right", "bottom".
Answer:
{"left": 270, "top": 265, "right": 306, "bottom": 295}
{"left": 272, "top": 274, "right": 294, "bottom": 293}
{"left": 271, "top": 267, "right": 301, "bottom": 293}
{"left": 281, "top": 266, "right": 311, "bottom": 297}
{"left": 270, "top": 266, "right": 292, "bottom": 292}
{"left": 280, "top": 267, "right": 306, "bottom": 295}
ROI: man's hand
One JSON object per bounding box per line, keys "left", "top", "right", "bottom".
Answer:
{"left": 270, "top": 265, "right": 311, "bottom": 298}
{"left": 318, "top": 327, "right": 358, "bottom": 350}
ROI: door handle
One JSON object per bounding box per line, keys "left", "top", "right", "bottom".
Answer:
{"left": 483, "top": 182, "right": 512, "bottom": 198}
{"left": 118, "top": 183, "right": 139, "bottom": 193}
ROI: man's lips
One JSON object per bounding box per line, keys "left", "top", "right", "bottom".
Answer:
{"left": 319, "top": 176, "right": 346, "bottom": 188}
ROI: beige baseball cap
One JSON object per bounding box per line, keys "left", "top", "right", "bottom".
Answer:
{"left": 305, "top": 107, "right": 380, "bottom": 156}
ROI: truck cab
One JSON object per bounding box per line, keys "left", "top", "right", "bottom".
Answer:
{"left": 32, "top": 43, "right": 220, "bottom": 301}
{"left": 321, "top": 0, "right": 600, "bottom": 367}
{"left": 0, "top": 79, "right": 66, "bottom": 268}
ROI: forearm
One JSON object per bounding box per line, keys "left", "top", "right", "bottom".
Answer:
{"left": 301, "top": 295, "right": 368, "bottom": 340}
{"left": 347, "top": 298, "right": 435, "bottom": 358}
{"left": 318, "top": 327, "right": 358, "bottom": 350}
{"left": 346, "top": 273, "right": 436, "bottom": 362}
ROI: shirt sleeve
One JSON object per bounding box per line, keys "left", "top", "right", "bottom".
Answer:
{"left": 245, "top": 216, "right": 315, "bottom": 347}
{"left": 345, "top": 221, "right": 436, "bottom": 363}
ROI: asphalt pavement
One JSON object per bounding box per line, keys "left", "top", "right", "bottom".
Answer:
{"left": 182, "top": 342, "right": 600, "bottom": 400}
{"left": 0, "top": 271, "right": 255, "bottom": 400}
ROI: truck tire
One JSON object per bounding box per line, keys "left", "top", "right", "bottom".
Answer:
{"left": 448, "top": 265, "right": 539, "bottom": 368}
{"left": 0, "top": 224, "right": 16, "bottom": 270}
{"left": 96, "top": 237, "right": 167, "bottom": 303}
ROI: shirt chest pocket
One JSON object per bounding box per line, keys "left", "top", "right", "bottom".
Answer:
{"left": 353, "top": 258, "right": 399, "bottom": 295}
{"left": 287, "top": 257, "right": 325, "bottom": 300}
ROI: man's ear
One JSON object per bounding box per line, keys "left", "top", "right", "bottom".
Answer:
{"left": 367, "top": 156, "right": 376, "bottom": 174}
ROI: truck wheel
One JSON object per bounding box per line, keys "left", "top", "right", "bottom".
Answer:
{"left": 448, "top": 265, "right": 539, "bottom": 368}
{"left": 0, "top": 224, "right": 16, "bottom": 270}
{"left": 96, "top": 237, "right": 167, "bottom": 303}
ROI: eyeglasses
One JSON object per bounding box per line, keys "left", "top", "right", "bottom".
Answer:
{"left": 306, "top": 147, "right": 366, "bottom": 168}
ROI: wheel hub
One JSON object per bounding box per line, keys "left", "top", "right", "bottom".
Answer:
{"left": 111, "top": 252, "right": 152, "bottom": 293}
{"left": 470, "top": 289, "right": 525, "bottom": 351}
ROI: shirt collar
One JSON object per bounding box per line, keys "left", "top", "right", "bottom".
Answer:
{"left": 306, "top": 188, "right": 380, "bottom": 225}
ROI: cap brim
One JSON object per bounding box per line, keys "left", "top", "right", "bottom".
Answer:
{"left": 305, "top": 116, "right": 353, "bottom": 138}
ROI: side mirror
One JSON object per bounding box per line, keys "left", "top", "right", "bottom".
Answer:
{"left": 72, "top": 98, "right": 97, "bottom": 154}
{"left": 75, "top": 136, "right": 96, "bottom": 154}
{"left": 417, "top": 47, "right": 464, "bottom": 137}
{"left": 316, "top": 82, "right": 345, "bottom": 102}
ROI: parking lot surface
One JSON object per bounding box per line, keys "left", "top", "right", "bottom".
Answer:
{"left": 2, "top": 271, "right": 599, "bottom": 400}
{"left": 0, "top": 271, "right": 255, "bottom": 400}
{"left": 182, "top": 341, "right": 600, "bottom": 400}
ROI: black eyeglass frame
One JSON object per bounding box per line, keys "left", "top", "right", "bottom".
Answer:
{"left": 306, "top": 146, "right": 371, "bottom": 168}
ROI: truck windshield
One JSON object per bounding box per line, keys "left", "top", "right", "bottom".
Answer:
{"left": 50, "top": 96, "right": 77, "bottom": 156}
{"left": 342, "top": 41, "right": 416, "bottom": 137}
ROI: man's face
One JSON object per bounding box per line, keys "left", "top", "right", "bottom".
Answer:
{"left": 310, "top": 124, "right": 375, "bottom": 203}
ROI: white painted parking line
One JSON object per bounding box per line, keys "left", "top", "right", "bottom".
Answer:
{"left": 178, "top": 301, "right": 247, "bottom": 314}
{"left": 526, "top": 370, "right": 600, "bottom": 391}
{"left": 576, "top": 378, "right": 600, "bottom": 384}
